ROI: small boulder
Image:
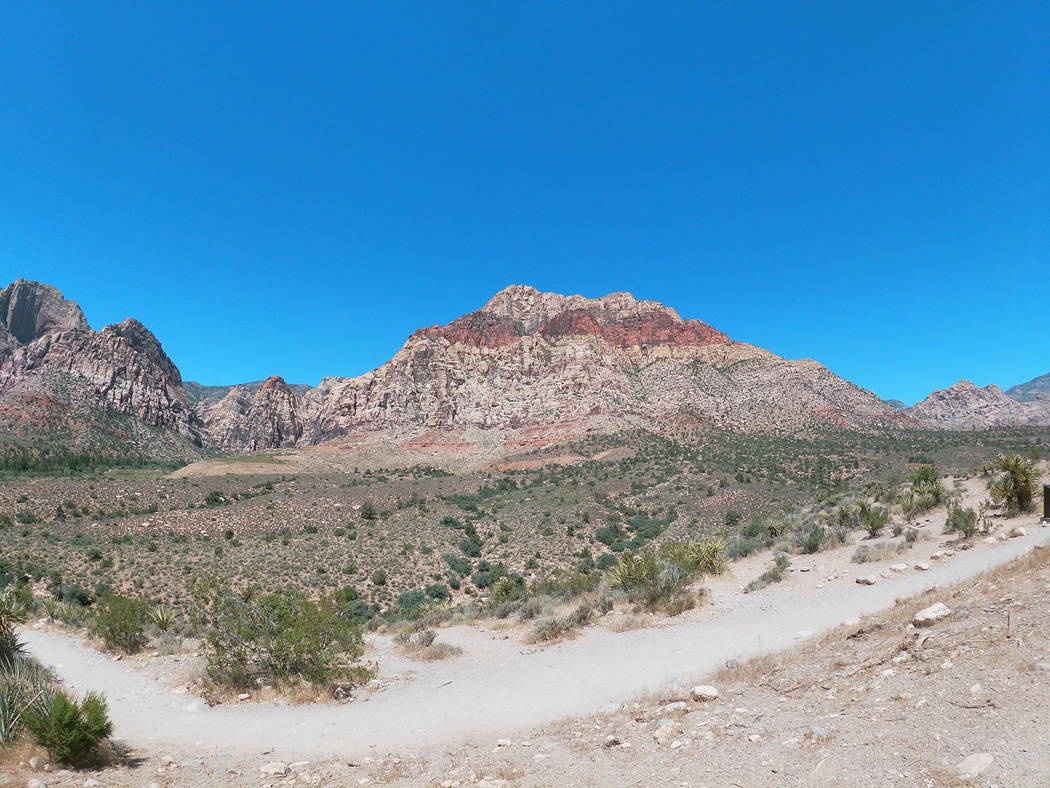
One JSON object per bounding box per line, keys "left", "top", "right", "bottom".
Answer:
{"left": 1010, "top": 527, "right": 1027, "bottom": 538}
{"left": 955, "top": 753, "right": 994, "bottom": 780}
{"left": 690, "top": 685, "right": 720, "bottom": 702}
{"left": 806, "top": 725, "right": 830, "bottom": 741}
{"left": 914, "top": 562, "right": 930, "bottom": 571}
{"left": 661, "top": 701, "right": 687, "bottom": 713}
{"left": 855, "top": 575, "right": 877, "bottom": 585}
{"left": 913, "top": 602, "right": 951, "bottom": 627}
{"left": 889, "top": 563, "right": 908, "bottom": 573}
{"left": 260, "top": 761, "right": 291, "bottom": 777}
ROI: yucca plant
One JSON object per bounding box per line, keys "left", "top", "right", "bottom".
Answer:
{"left": 0, "top": 657, "right": 56, "bottom": 744}
{"left": 42, "top": 597, "right": 61, "bottom": 624}
{"left": 989, "top": 453, "right": 1039, "bottom": 516}
{"left": 0, "top": 590, "right": 27, "bottom": 670}
{"left": 147, "top": 605, "right": 178, "bottom": 632}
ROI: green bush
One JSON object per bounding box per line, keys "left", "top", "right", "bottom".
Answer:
{"left": 23, "top": 690, "right": 112, "bottom": 766}
{"left": 191, "top": 579, "right": 365, "bottom": 690}
{"left": 744, "top": 554, "right": 791, "bottom": 593}
{"left": 944, "top": 506, "right": 979, "bottom": 539}
{"left": 92, "top": 595, "right": 148, "bottom": 654}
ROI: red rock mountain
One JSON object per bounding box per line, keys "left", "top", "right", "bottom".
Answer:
{"left": 0, "top": 280, "right": 940, "bottom": 460}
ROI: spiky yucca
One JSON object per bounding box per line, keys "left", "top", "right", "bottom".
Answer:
{"left": 989, "top": 453, "right": 1039, "bottom": 516}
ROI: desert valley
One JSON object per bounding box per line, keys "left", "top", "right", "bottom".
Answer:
{"left": 0, "top": 278, "right": 1048, "bottom": 787}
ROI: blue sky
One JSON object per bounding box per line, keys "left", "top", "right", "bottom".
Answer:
{"left": 1, "top": 2, "right": 1046, "bottom": 405}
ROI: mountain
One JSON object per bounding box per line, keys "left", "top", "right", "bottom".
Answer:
{"left": 0, "top": 280, "right": 203, "bottom": 460}
{"left": 0, "top": 280, "right": 921, "bottom": 462}
{"left": 906, "top": 380, "right": 1050, "bottom": 430}
{"left": 1006, "top": 373, "right": 1050, "bottom": 403}
{"left": 295, "top": 285, "right": 912, "bottom": 450}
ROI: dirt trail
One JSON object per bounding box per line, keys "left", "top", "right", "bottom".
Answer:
{"left": 22, "top": 514, "right": 1049, "bottom": 763}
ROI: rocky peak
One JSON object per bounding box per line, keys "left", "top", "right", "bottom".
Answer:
{"left": 414, "top": 285, "right": 730, "bottom": 349}
{"left": 0, "top": 279, "right": 89, "bottom": 354}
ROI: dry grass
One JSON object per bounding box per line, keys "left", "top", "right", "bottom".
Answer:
{"left": 0, "top": 739, "right": 49, "bottom": 771}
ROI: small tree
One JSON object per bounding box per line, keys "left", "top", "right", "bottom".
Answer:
{"left": 860, "top": 502, "right": 889, "bottom": 539}
{"left": 360, "top": 500, "right": 377, "bottom": 520}
{"left": 989, "top": 453, "right": 1039, "bottom": 516}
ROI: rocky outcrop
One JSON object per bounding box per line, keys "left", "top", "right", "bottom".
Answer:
{"left": 906, "top": 380, "right": 1050, "bottom": 429}
{"left": 0, "top": 279, "right": 89, "bottom": 355}
{"left": 200, "top": 376, "right": 306, "bottom": 452}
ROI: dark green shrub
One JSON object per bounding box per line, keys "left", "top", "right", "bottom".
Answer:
{"left": 23, "top": 690, "right": 112, "bottom": 766}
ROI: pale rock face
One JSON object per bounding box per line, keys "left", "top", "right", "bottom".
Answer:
{"left": 906, "top": 380, "right": 1050, "bottom": 429}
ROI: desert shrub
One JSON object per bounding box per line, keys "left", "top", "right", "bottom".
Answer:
{"left": 395, "top": 628, "right": 462, "bottom": 661}
{"left": 204, "top": 490, "right": 228, "bottom": 507}
{"left": 443, "top": 553, "right": 472, "bottom": 576}
{"left": 744, "top": 554, "right": 790, "bottom": 593}
{"left": 852, "top": 542, "right": 905, "bottom": 563}
{"left": 191, "top": 579, "right": 365, "bottom": 690}
{"left": 860, "top": 503, "right": 889, "bottom": 539}
{"left": 425, "top": 583, "right": 451, "bottom": 601}
{"left": 726, "top": 536, "right": 762, "bottom": 559}
{"left": 23, "top": 690, "right": 112, "bottom": 766}
{"left": 944, "top": 506, "right": 979, "bottom": 539}
{"left": 92, "top": 595, "right": 148, "bottom": 654}
{"left": 360, "top": 500, "right": 378, "bottom": 520}
{"left": 371, "top": 569, "right": 387, "bottom": 586}
{"left": 797, "top": 525, "right": 826, "bottom": 555}
{"left": 988, "top": 453, "right": 1039, "bottom": 515}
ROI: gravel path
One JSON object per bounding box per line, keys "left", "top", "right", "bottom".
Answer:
{"left": 21, "top": 519, "right": 1049, "bottom": 763}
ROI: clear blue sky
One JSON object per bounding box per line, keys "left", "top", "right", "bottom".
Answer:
{"left": 1, "top": 2, "right": 1046, "bottom": 404}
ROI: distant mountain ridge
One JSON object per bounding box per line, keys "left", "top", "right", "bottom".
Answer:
{"left": 1006, "top": 373, "right": 1050, "bottom": 403}
{"left": 6, "top": 277, "right": 1045, "bottom": 463}
{"left": 905, "top": 378, "right": 1050, "bottom": 430}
